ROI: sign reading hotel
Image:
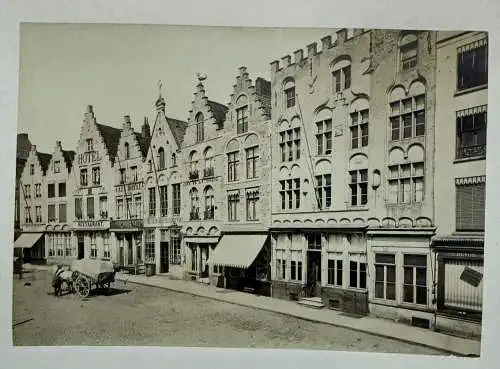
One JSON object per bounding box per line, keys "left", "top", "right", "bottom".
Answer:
{"left": 78, "top": 150, "right": 102, "bottom": 165}
{"left": 110, "top": 219, "right": 144, "bottom": 230}
{"left": 116, "top": 181, "right": 144, "bottom": 193}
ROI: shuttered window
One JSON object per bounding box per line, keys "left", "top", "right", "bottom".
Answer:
{"left": 59, "top": 204, "right": 67, "bottom": 223}
{"left": 456, "top": 183, "right": 485, "bottom": 231}
{"left": 75, "top": 198, "right": 82, "bottom": 219}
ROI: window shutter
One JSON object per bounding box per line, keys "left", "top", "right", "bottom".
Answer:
{"left": 59, "top": 204, "right": 66, "bottom": 223}
{"left": 456, "top": 183, "right": 485, "bottom": 231}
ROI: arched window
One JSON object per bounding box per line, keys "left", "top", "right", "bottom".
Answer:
{"left": 189, "top": 151, "right": 199, "bottom": 179}
{"left": 204, "top": 186, "right": 214, "bottom": 220}
{"left": 315, "top": 109, "right": 333, "bottom": 155}
{"left": 189, "top": 188, "right": 200, "bottom": 220}
{"left": 124, "top": 142, "right": 130, "bottom": 159}
{"left": 389, "top": 82, "right": 426, "bottom": 141}
{"left": 196, "top": 113, "right": 204, "bottom": 143}
{"left": 314, "top": 160, "right": 332, "bottom": 209}
{"left": 388, "top": 145, "right": 424, "bottom": 204}
{"left": 331, "top": 58, "right": 351, "bottom": 92}
{"left": 349, "top": 99, "right": 369, "bottom": 149}
{"left": 283, "top": 78, "right": 296, "bottom": 108}
{"left": 203, "top": 147, "right": 214, "bottom": 178}
{"left": 348, "top": 154, "right": 369, "bottom": 206}
{"left": 158, "top": 147, "right": 165, "bottom": 169}
{"left": 172, "top": 153, "right": 177, "bottom": 167}
{"left": 399, "top": 33, "right": 418, "bottom": 71}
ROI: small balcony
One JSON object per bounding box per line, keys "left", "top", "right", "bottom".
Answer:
{"left": 204, "top": 206, "right": 215, "bottom": 220}
{"left": 189, "top": 170, "right": 199, "bottom": 180}
{"left": 190, "top": 209, "right": 200, "bottom": 221}
{"left": 203, "top": 167, "right": 215, "bottom": 178}
{"left": 99, "top": 211, "right": 109, "bottom": 219}
{"left": 456, "top": 144, "right": 486, "bottom": 160}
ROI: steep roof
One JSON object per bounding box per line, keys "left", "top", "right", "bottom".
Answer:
{"left": 166, "top": 117, "right": 188, "bottom": 148}
{"left": 62, "top": 150, "right": 76, "bottom": 170}
{"left": 96, "top": 123, "right": 122, "bottom": 163}
{"left": 207, "top": 100, "right": 228, "bottom": 126}
{"left": 133, "top": 132, "right": 150, "bottom": 159}
{"left": 36, "top": 152, "right": 52, "bottom": 173}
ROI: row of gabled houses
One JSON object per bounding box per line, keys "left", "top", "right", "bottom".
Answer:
{"left": 14, "top": 28, "right": 487, "bottom": 339}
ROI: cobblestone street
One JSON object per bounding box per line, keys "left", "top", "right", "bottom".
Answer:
{"left": 13, "top": 270, "right": 442, "bottom": 354}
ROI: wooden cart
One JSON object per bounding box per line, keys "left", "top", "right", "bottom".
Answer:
{"left": 70, "top": 259, "right": 116, "bottom": 298}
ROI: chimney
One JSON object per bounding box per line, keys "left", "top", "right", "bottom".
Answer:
{"left": 123, "top": 115, "right": 132, "bottom": 130}
{"left": 270, "top": 60, "right": 280, "bottom": 74}
{"left": 281, "top": 55, "right": 292, "bottom": 68}
{"left": 336, "top": 29, "right": 347, "bottom": 44}
{"left": 307, "top": 42, "right": 318, "bottom": 57}
{"left": 141, "top": 117, "right": 151, "bottom": 141}
{"left": 293, "top": 49, "right": 304, "bottom": 64}
{"left": 255, "top": 78, "right": 271, "bottom": 99}
{"left": 321, "top": 36, "right": 332, "bottom": 51}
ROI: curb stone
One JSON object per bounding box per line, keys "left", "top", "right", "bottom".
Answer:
{"left": 115, "top": 276, "right": 480, "bottom": 357}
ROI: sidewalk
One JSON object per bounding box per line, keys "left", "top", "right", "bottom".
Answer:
{"left": 115, "top": 272, "right": 480, "bottom": 357}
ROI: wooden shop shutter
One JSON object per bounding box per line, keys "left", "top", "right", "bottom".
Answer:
{"left": 456, "top": 183, "right": 485, "bottom": 231}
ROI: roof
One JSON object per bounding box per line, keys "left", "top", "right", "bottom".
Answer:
{"left": 133, "top": 132, "right": 150, "bottom": 158}
{"left": 62, "top": 150, "right": 76, "bottom": 169}
{"left": 96, "top": 123, "right": 122, "bottom": 163}
{"left": 207, "top": 100, "right": 228, "bottom": 126}
{"left": 166, "top": 117, "right": 188, "bottom": 147}
{"left": 36, "top": 152, "right": 52, "bottom": 173}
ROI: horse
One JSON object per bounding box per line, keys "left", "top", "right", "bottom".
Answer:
{"left": 52, "top": 265, "right": 74, "bottom": 297}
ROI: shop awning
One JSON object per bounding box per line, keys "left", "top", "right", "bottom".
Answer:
{"left": 207, "top": 234, "right": 267, "bottom": 269}
{"left": 14, "top": 233, "right": 43, "bottom": 249}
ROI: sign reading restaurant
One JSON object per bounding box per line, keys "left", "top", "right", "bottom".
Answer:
{"left": 78, "top": 150, "right": 102, "bottom": 165}
{"left": 73, "top": 220, "right": 110, "bottom": 230}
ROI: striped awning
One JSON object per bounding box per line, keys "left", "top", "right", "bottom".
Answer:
{"left": 207, "top": 234, "right": 268, "bottom": 269}
{"left": 14, "top": 233, "right": 43, "bottom": 249}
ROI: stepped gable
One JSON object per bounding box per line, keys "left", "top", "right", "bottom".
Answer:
{"left": 133, "top": 131, "right": 150, "bottom": 158}
{"left": 207, "top": 100, "right": 228, "bottom": 126}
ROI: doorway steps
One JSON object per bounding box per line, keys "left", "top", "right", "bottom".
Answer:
{"left": 297, "top": 296, "right": 325, "bottom": 309}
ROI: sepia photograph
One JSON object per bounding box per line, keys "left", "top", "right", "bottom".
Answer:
{"left": 11, "top": 23, "right": 486, "bottom": 358}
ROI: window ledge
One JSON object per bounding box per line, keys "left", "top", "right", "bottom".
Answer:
{"left": 453, "top": 156, "right": 486, "bottom": 164}
{"left": 346, "top": 287, "right": 368, "bottom": 293}
{"left": 454, "top": 84, "right": 488, "bottom": 97}
{"left": 370, "top": 298, "right": 398, "bottom": 306}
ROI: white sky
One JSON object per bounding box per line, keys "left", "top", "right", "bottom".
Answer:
{"left": 18, "top": 23, "right": 336, "bottom": 154}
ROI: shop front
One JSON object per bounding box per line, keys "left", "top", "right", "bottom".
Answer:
{"left": 110, "top": 218, "right": 143, "bottom": 272}
{"left": 184, "top": 236, "right": 220, "bottom": 283}
{"left": 207, "top": 233, "right": 271, "bottom": 296}
{"left": 72, "top": 219, "right": 111, "bottom": 262}
{"left": 432, "top": 234, "right": 484, "bottom": 337}
{"left": 14, "top": 231, "right": 45, "bottom": 263}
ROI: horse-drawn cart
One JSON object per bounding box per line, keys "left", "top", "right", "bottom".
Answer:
{"left": 70, "top": 259, "right": 116, "bottom": 298}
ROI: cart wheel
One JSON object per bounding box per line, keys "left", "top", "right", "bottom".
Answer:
{"left": 75, "top": 275, "right": 90, "bottom": 298}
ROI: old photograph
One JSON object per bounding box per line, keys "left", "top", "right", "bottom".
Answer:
{"left": 12, "top": 23, "right": 486, "bottom": 357}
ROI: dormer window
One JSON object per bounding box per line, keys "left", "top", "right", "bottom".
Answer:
{"left": 399, "top": 34, "right": 418, "bottom": 72}
{"left": 54, "top": 160, "right": 60, "bottom": 174}
{"left": 30, "top": 164, "right": 34, "bottom": 175}
{"left": 283, "top": 79, "right": 296, "bottom": 108}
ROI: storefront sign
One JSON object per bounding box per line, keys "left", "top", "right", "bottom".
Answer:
{"left": 116, "top": 181, "right": 144, "bottom": 193}
{"left": 110, "top": 219, "right": 144, "bottom": 230}
{"left": 455, "top": 176, "right": 486, "bottom": 186}
{"left": 460, "top": 267, "right": 483, "bottom": 287}
{"left": 78, "top": 151, "right": 102, "bottom": 165}
{"left": 73, "top": 220, "right": 109, "bottom": 230}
